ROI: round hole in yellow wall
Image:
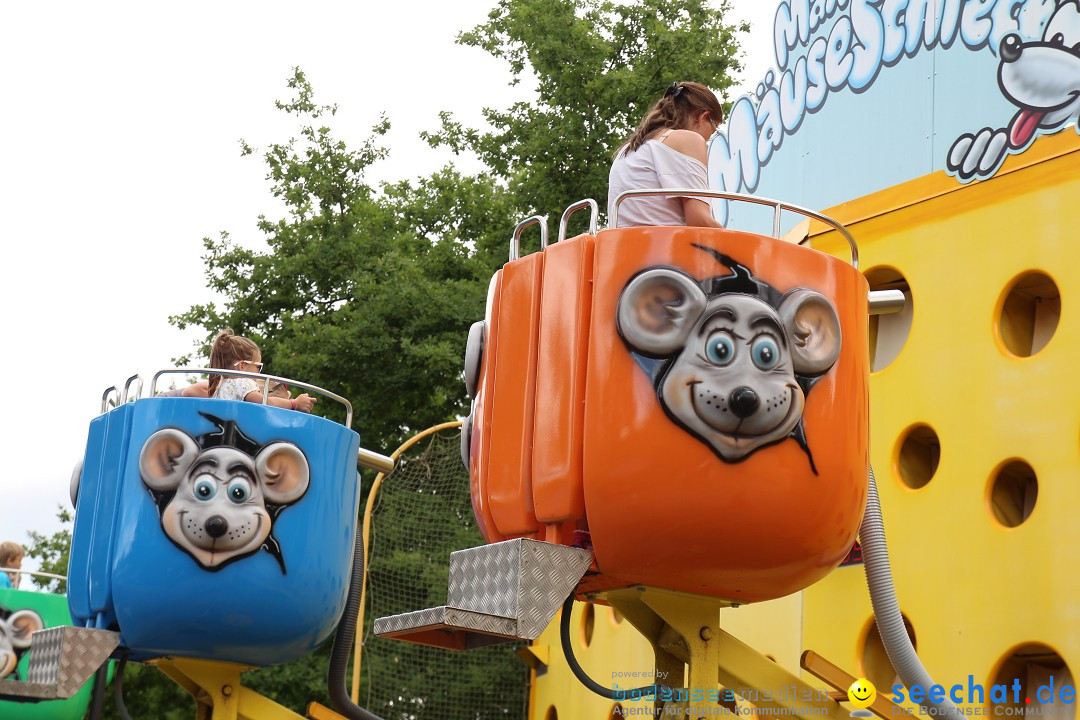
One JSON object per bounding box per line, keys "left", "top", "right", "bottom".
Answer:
{"left": 996, "top": 272, "right": 1060, "bottom": 357}
{"left": 859, "top": 613, "right": 916, "bottom": 694}
{"left": 896, "top": 424, "right": 941, "bottom": 489}
{"left": 865, "top": 267, "right": 913, "bottom": 372}
{"left": 580, "top": 602, "right": 595, "bottom": 648}
{"left": 988, "top": 460, "right": 1038, "bottom": 528}
{"left": 988, "top": 643, "right": 1073, "bottom": 717}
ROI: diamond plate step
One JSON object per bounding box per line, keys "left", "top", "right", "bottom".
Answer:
{"left": 374, "top": 538, "right": 592, "bottom": 650}
{"left": 0, "top": 626, "right": 119, "bottom": 700}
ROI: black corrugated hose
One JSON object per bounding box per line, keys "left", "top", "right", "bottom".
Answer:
{"left": 87, "top": 664, "right": 108, "bottom": 719}
{"left": 559, "top": 594, "right": 670, "bottom": 700}
{"left": 114, "top": 656, "right": 134, "bottom": 720}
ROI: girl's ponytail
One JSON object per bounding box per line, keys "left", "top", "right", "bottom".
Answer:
{"left": 620, "top": 81, "right": 726, "bottom": 155}
{"left": 207, "top": 329, "right": 259, "bottom": 397}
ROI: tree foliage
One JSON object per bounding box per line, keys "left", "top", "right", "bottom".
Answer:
{"left": 25, "top": 506, "right": 72, "bottom": 594}
{"left": 425, "top": 0, "right": 745, "bottom": 227}
{"left": 171, "top": 69, "right": 512, "bottom": 456}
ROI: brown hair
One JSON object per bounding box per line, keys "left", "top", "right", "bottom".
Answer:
{"left": 208, "top": 329, "right": 260, "bottom": 396}
{"left": 622, "top": 81, "right": 725, "bottom": 154}
{"left": 0, "top": 541, "right": 24, "bottom": 567}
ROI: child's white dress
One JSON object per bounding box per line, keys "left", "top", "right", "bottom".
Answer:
{"left": 214, "top": 377, "right": 260, "bottom": 401}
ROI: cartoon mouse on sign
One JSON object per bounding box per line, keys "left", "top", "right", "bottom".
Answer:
{"left": 617, "top": 246, "right": 841, "bottom": 473}
{"left": 948, "top": 0, "right": 1080, "bottom": 181}
{"left": 0, "top": 607, "right": 43, "bottom": 678}
{"left": 139, "top": 413, "right": 309, "bottom": 572}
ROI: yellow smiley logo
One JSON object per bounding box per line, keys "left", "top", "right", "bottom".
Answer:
{"left": 848, "top": 678, "right": 877, "bottom": 709}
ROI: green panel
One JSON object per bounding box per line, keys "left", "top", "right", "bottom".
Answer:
{"left": 0, "top": 589, "right": 96, "bottom": 720}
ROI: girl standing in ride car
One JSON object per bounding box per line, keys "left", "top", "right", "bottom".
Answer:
{"left": 608, "top": 81, "right": 726, "bottom": 229}
{"left": 208, "top": 330, "right": 316, "bottom": 412}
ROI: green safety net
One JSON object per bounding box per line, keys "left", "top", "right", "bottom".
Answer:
{"left": 362, "top": 427, "right": 529, "bottom": 720}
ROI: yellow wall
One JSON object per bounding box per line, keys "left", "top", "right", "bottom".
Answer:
{"left": 529, "top": 131, "right": 1080, "bottom": 718}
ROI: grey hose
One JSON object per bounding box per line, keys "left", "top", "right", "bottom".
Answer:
{"left": 861, "top": 465, "right": 959, "bottom": 717}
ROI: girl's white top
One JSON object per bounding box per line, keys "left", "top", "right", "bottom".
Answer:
{"left": 214, "top": 377, "right": 259, "bottom": 402}
{"left": 607, "top": 139, "right": 709, "bottom": 228}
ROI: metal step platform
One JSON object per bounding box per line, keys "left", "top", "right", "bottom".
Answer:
{"left": 0, "top": 626, "right": 119, "bottom": 701}
{"left": 374, "top": 538, "right": 592, "bottom": 651}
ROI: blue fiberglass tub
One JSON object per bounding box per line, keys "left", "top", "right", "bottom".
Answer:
{"left": 67, "top": 396, "right": 361, "bottom": 666}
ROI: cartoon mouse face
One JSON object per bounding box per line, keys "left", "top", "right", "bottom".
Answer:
{"left": 139, "top": 416, "right": 309, "bottom": 571}
{"left": 0, "top": 608, "right": 43, "bottom": 678}
{"left": 617, "top": 249, "right": 841, "bottom": 469}
{"left": 999, "top": 1, "right": 1080, "bottom": 148}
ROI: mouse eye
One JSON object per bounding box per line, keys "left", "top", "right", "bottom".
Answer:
{"left": 227, "top": 479, "right": 252, "bottom": 504}
{"left": 705, "top": 332, "right": 736, "bottom": 366}
{"left": 751, "top": 337, "right": 780, "bottom": 370}
{"left": 1051, "top": 32, "right": 1065, "bottom": 46}
{"left": 193, "top": 476, "right": 217, "bottom": 501}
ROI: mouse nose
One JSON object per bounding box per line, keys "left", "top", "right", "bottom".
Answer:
{"left": 205, "top": 516, "right": 229, "bottom": 539}
{"left": 1000, "top": 33, "right": 1022, "bottom": 63}
{"left": 729, "top": 387, "right": 760, "bottom": 418}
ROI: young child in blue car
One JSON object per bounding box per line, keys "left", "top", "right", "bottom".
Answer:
{"left": 208, "top": 330, "right": 316, "bottom": 413}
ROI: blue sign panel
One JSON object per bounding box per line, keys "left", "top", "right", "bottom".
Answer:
{"left": 709, "top": 0, "right": 1080, "bottom": 227}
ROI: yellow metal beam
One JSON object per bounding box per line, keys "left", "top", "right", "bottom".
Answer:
{"left": 152, "top": 657, "right": 307, "bottom": 720}
{"left": 715, "top": 631, "right": 841, "bottom": 719}
{"left": 237, "top": 686, "right": 307, "bottom": 720}
{"left": 515, "top": 644, "right": 550, "bottom": 671}
{"left": 801, "top": 650, "right": 912, "bottom": 719}
{"left": 306, "top": 702, "right": 348, "bottom": 720}
{"left": 639, "top": 589, "right": 724, "bottom": 717}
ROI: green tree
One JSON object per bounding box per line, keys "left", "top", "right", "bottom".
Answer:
{"left": 25, "top": 506, "right": 72, "bottom": 594}
{"left": 425, "top": 0, "right": 745, "bottom": 230}
{"left": 171, "top": 69, "right": 512, "bottom": 457}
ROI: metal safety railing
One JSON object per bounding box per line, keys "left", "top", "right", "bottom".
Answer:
{"left": 0, "top": 568, "right": 68, "bottom": 587}
{"left": 558, "top": 199, "right": 599, "bottom": 243}
{"left": 96, "top": 370, "right": 394, "bottom": 474}
{"left": 511, "top": 215, "right": 549, "bottom": 259}
{"left": 148, "top": 368, "right": 354, "bottom": 428}
{"left": 610, "top": 188, "right": 860, "bottom": 269}
{"left": 503, "top": 196, "right": 903, "bottom": 314}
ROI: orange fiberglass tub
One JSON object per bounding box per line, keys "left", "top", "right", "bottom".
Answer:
{"left": 463, "top": 195, "right": 869, "bottom": 603}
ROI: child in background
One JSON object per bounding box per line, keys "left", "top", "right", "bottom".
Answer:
{"left": 0, "top": 542, "right": 24, "bottom": 589}
{"left": 269, "top": 381, "right": 291, "bottom": 401}
{"left": 208, "top": 330, "right": 316, "bottom": 412}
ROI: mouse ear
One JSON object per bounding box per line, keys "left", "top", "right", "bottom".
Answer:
{"left": 70, "top": 457, "right": 83, "bottom": 508}
{"left": 778, "top": 289, "right": 842, "bottom": 376}
{"left": 255, "top": 443, "right": 310, "bottom": 505}
{"left": 617, "top": 268, "right": 708, "bottom": 356}
{"left": 139, "top": 428, "right": 200, "bottom": 492}
{"left": 8, "top": 610, "right": 44, "bottom": 649}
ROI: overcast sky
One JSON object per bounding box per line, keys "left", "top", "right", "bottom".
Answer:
{"left": 0, "top": 1, "right": 775, "bottom": 577}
